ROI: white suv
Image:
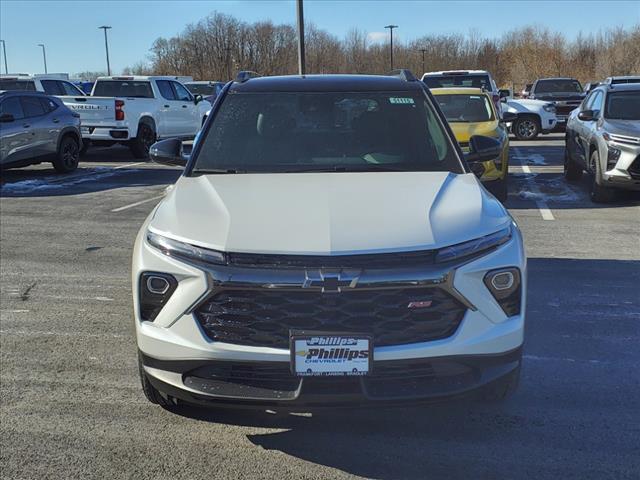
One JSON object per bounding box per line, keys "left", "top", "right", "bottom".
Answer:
{"left": 133, "top": 72, "right": 526, "bottom": 409}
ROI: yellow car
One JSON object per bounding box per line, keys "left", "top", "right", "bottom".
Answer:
{"left": 431, "top": 87, "right": 510, "bottom": 201}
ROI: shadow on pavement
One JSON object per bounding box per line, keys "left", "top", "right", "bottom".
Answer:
{"left": 159, "top": 257, "right": 640, "bottom": 479}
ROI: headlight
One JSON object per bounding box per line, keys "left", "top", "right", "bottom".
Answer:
{"left": 435, "top": 226, "right": 512, "bottom": 263}
{"left": 543, "top": 104, "right": 555, "bottom": 113}
{"left": 147, "top": 231, "right": 226, "bottom": 265}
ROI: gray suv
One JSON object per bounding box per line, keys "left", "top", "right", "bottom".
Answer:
{"left": 0, "top": 91, "right": 82, "bottom": 173}
{"left": 564, "top": 83, "right": 640, "bottom": 202}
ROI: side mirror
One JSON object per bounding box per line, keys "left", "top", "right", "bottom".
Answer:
{"left": 578, "top": 109, "right": 595, "bottom": 121}
{"left": 0, "top": 113, "right": 15, "bottom": 123}
{"left": 194, "top": 94, "right": 203, "bottom": 105}
{"left": 501, "top": 111, "right": 517, "bottom": 123}
{"left": 499, "top": 89, "right": 510, "bottom": 99}
{"left": 149, "top": 138, "right": 188, "bottom": 167}
{"left": 465, "top": 135, "right": 502, "bottom": 166}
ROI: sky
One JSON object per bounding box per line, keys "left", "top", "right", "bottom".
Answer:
{"left": 1, "top": 0, "right": 638, "bottom": 75}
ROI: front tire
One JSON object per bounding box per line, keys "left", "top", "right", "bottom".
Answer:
{"left": 138, "top": 355, "right": 174, "bottom": 407}
{"left": 492, "top": 174, "right": 508, "bottom": 203}
{"left": 590, "top": 150, "right": 616, "bottom": 203}
{"left": 479, "top": 365, "right": 521, "bottom": 402}
{"left": 513, "top": 116, "right": 540, "bottom": 140}
{"left": 129, "top": 124, "right": 156, "bottom": 159}
{"left": 52, "top": 135, "right": 80, "bottom": 173}
{"left": 563, "top": 147, "right": 582, "bottom": 182}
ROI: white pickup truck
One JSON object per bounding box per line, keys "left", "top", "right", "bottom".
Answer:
{"left": 499, "top": 90, "right": 559, "bottom": 140}
{"left": 62, "top": 76, "right": 210, "bottom": 158}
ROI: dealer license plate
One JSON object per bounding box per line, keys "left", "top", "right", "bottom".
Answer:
{"left": 291, "top": 334, "right": 372, "bottom": 377}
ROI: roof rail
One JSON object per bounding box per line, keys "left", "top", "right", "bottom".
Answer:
{"left": 235, "top": 71, "right": 261, "bottom": 83}
{"left": 388, "top": 69, "right": 417, "bottom": 82}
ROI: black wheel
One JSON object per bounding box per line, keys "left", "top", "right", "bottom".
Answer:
{"left": 129, "top": 123, "right": 156, "bottom": 159}
{"left": 138, "top": 354, "right": 174, "bottom": 407}
{"left": 589, "top": 150, "right": 616, "bottom": 203}
{"left": 563, "top": 147, "right": 582, "bottom": 181}
{"left": 513, "top": 116, "right": 540, "bottom": 140}
{"left": 52, "top": 135, "right": 80, "bottom": 173}
{"left": 479, "top": 365, "right": 521, "bottom": 402}
{"left": 492, "top": 174, "right": 508, "bottom": 203}
{"left": 79, "top": 140, "right": 90, "bottom": 157}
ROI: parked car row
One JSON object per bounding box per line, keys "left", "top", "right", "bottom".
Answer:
{"left": 564, "top": 81, "right": 640, "bottom": 202}
{"left": 1, "top": 74, "right": 226, "bottom": 171}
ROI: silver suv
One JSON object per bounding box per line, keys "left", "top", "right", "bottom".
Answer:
{"left": 0, "top": 91, "right": 82, "bottom": 173}
{"left": 564, "top": 83, "right": 640, "bottom": 202}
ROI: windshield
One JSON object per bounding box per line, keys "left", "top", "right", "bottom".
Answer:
{"left": 534, "top": 79, "right": 582, "bottom": 94}
{"left": 193, "top": 91, "right": 461, "bottom": 174}
{"left": 185, "top": 84, "right": 215, "bottom": 96}
{"left": 435, "top": 94, "right": 495, "bottom": 123}
{"left": 423, "top": 75, "right": 491, "bottom": 91}
{"left": 605, "top": 91, "right": 640, "bottom": 120}
{"left": 0, "top": 80, "right": 36, "bottom": 91}
{"left": 92, "top": 80, "right": 154, "bottom": 98}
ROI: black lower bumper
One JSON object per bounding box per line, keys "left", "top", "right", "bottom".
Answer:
{"left": 141, "top": 347, "right": 523, "bottom": 409}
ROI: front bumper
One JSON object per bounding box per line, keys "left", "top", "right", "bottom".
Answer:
{"left": 603, "top": 144, "right": 640, "bottom": 191}
{"left": 133, "top": 218, "right": 527, "bottom": 406}
{"left": 141, "top": 346, "right": 522, "bottom": 408}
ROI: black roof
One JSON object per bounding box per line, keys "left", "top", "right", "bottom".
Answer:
{"left": 229, "top": 74, "right": 424, "bottom": 93}
{"left": 535, "top": 77, "right": 580, "bottom": 81}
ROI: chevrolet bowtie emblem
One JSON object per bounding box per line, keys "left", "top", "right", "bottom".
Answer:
{"left": 303, "top": 269, "right": 360, "bottom": 293}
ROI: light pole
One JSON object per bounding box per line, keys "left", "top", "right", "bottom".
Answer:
{"left": 296, "top": 0, "right": 306, "bottom": 75}
{"left": 384, "top": 25, "right": 398, "bottom": 71}
{"left": 37, "top": 43, "right": 47, "bottom": 74}
{"left": 0, "top": 40, "right": 7, "bottom": 74}
{"left": 99, "top": 26, "right": 112, "bottom": 76}
{"left": 419, "top": 48, "right": 426, "bottom": 74}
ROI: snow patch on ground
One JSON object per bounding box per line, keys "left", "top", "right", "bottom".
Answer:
{"left": 1, "top": 168, "right": 141, "bottom": 194}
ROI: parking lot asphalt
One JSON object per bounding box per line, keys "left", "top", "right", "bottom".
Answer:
{"left": 1, "top": 134, "right": 639, "bottom": 480}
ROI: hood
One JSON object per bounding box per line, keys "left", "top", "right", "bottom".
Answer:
{"left": 449, "top": 120, "right": 499, "bottom": 144}
{"left": 532, "top": 93, "right": 584, "bottom": 102}
{"left": 604, "top": 119, "right": 640, "bottom": 138}
{"left": 149, "top": 172, "right": 511, "bottom": 255}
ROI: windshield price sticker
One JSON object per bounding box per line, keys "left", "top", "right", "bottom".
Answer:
{"left": 389, "top": 97, "right": 415, "bottom": 105}
{"left": 292, "top": 335, "right": 371, "bottom": 376}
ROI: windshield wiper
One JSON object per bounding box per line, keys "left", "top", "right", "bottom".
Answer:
{"left": 192, "top": 168, "right": 246, "bottom": 174}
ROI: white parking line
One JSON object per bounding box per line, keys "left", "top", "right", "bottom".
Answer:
{"left": 515, "top": 148, "right": 555, "bottom": 221}
{"left": 111, "top": 194, "right": 165, "bottom": 213}
{"left": 114, "top": 162, "right": 146, "bottom": 169}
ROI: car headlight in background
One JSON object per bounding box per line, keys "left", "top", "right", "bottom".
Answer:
{"left": 435, "top": 226, "right": 512, "bottom": 263}
{"left": 543, "top": 104, "right": 556, "bottom": 113}
{"left": 147, "top": 231, "right": 226, "bottom": 265}
{"left": 484, "top": 267, "right": 522, "bottom": 316}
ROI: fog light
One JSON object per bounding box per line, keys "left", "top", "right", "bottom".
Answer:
{"left": 607, "top": 147, "right": 621, "bottom": 170}
{"left": 484, "top": 268, "right": 521, "bottom": 316}
{"left": 139, "top": 272, "right": 178, "bottom": 321}
{"left": 146, "top": 275, "right": 170, "bottom": 294}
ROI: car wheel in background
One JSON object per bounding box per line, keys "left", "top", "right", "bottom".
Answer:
{"left": 52, "top": 135, "right": 80, "bottom": 173}
{"left": 492, "top": 174, "right": 508, "bottom": 203}
{"left": 590, "top": 150, "right": 616, "bottom": 203}
{"left": 563, "top": 147, "right": 582, "bottom": 181}
{"left": 513, "top": 116, "right": 540, "bottom": 141}
{"left": 129, "top": 124, "right": 156, "bottom": 159}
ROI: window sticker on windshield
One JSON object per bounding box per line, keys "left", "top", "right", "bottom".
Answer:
{"left": 389, "top": 97, "right": 415, "bottom": 105}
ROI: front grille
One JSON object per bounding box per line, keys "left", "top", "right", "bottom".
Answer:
{"left": 227, "top": 250, "right": 436, "bottom": 269}
{"left": 194, "top": 287, "right": 466, "bottom": 348}
{"left": 555, "top": 103, "right": 580, "bottom": 116}
{"left": 629, "top": 155, "right": 640, "bottom": 179}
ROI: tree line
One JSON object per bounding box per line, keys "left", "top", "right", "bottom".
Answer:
{"left": 120, "top": 12, "right": 640, "bottom": 90}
